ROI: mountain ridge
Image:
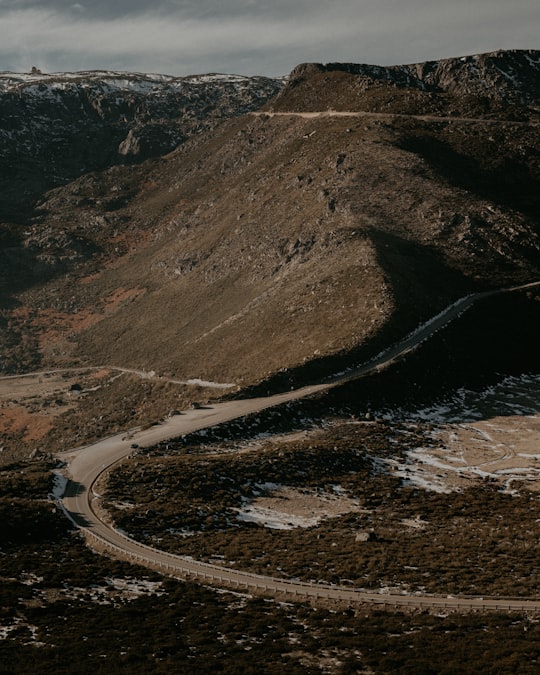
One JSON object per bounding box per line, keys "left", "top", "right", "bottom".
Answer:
{"left": 271, "top": 49, "right": 540, "bottom": 117}
{"left": 1, "top": 51, "right": 538, "bottom": 392}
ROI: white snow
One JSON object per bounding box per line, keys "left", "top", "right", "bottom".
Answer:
{"left": 50, "top": 577, "right": 164, "bottom": 605}
{"left": 387, "top": 457, "right": 453, "bottom": 494}
{"left": 376, "top": 373, "right": 540, "bottom": 494}
{"left": 235, "top": 484, "right": 364, "bottom": 530}
{"left": 99, "top": 78, "right": 172, "bottom": 94}
{"left": 186, "top": 73, "right": 249, "bottom": 84}
{"left": 185, "top": 378, "right": 236, "bottom": 389}
{"left": 0, "top": 618, "right": 36, "bottom": 641}
{"left": 19, "top": 573, "right": 44, "bottom": 586}
{"left": 0, "top": 70, "right": 253, "bottom": 94}
{"left": 385, "top": 373, "right": 540, "bottom": 425}
{"left": 236, "top": 505, "right": 321, "bottom": 530}
{"left": 251, "top": 482, "right": 283, "bottom": 495}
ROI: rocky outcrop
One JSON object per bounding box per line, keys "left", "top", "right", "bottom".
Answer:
{"left": 274, "top": 50, "right": 540, "bottom": 114}
{"left": 0, "top": 71, "right": 283, "bottom": 221}
{"left": 411, "top": 50, "right": 540, "bottom": 104}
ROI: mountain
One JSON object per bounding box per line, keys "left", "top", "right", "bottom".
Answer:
{"left": 271, "top": 49, "right": 540, "bottom": 116}
{"left": 2, "top": 52, "right": 539, "bottom": 675}
{"left": 0, "top": 69, "right": 283, "bottom": 221}
{"left": 1, "top": 51, "right": 539, "bottom": 389}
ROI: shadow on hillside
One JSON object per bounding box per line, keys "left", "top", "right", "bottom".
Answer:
{"left": 0, "top": 226, "right": 53, "bottom": 307}
{"left": 308, "top": 287, "right": 540, "bottom": 420}
{"left": 0, "top": 301, "right": 42, "bottom": 374}
{"left": 231, "top": 229, "right": 539, "bottom": 430}
{"left": 0, "top": 223, "right": 103, "bottom": 305}
{"left": 235, "top": 231, "right": 475, "bottom": 399}
{"left": 400, "top": 135, "right": 540, "bottom": 223}
{"left": 0, "top": 220, "right": 104, "bottom": 373}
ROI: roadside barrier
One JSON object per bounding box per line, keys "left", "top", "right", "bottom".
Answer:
{"left": 80, "top": 523, "right": 540, "bottom": 613}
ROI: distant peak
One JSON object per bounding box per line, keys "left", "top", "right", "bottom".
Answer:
{"left": 284, "top": 50, "right": 540, "bottom": 106}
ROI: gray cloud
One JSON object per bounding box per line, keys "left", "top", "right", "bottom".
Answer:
{"left": 0, "top": 0, "right": 538, "bottom": 76}
{"left": 0, "top": 0, "right": 318, "bottom": 21}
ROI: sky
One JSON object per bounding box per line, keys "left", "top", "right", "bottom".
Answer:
{"left": 0, "top": 0, "right": 538, "bottom": 77}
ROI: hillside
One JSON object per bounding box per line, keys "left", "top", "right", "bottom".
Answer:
{"left": 1, "top": 51, "right": 539, "bottom": 391}
{"left": 0, "top": 70, "right": 283, "bottom": 222}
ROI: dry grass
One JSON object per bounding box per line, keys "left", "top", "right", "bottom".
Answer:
{"left": 4, "top": 106, "right": 538, "bottom": 388}
{"left": 0, "top": 370, "right": 215, "bottom": 461}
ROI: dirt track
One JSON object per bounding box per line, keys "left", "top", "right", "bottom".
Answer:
{"left": 253, "top": 110, "right": 539, "bottom": 126}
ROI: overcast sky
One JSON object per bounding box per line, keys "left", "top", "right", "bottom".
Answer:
{"left": 1, "top": 0, "right": 538, "bottom": 76}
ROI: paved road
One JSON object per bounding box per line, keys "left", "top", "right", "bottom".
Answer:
{"left": 56, "top": 281, "right": 540, "bottom": 612}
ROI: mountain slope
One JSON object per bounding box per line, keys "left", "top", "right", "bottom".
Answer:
{"left": 0, "top": 70, "right": 283, "bottom": 221}
{"left": 1, "top": 52, "right": 539, "bottom": 388}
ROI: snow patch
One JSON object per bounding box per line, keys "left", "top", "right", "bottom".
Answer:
{"left": 0, "top": 70, "right": 257, "bottom": 95}
{"left": 236, "top": 484, "right": 364, "bottom": 530}
{"left": 52, "top": 577, "right": 164, "bottom": 605}
{"left": 185, "top": 378, "right": 236, "bottom": 389}
{"left": 236, "top": 505, "right": 320, "bottom": 530}
{"left": 376, "top": 373, "right": 540, "bottom": 494}
{"left": 0, "top": 618, "right": 40, "bottom": 642}
{"left": 186, "top": 73, "right": 250, "bottom": 84}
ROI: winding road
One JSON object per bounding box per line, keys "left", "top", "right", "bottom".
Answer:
{"left": 55, "top": 282, "right": 540, "bottom": 612}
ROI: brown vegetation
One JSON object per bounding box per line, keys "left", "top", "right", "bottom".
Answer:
{"left": 105, "top": 419, "right": 540, "bottom": 598}
{"left": 1, "top": 460, "right": 540, "bottom": 674}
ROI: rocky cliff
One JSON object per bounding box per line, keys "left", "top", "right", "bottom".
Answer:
{"left": 271, "top": 49, "right": 540, "bottom": 117}
{"left": 0, "top": 70, "right": 283, "bottom": 221}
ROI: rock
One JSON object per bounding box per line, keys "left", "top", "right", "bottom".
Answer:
{"left": 355, "top": 531, "right": 376, "bottom": 542}
{"left": 118, "top": 125, "right": 182, "bottom": 160}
